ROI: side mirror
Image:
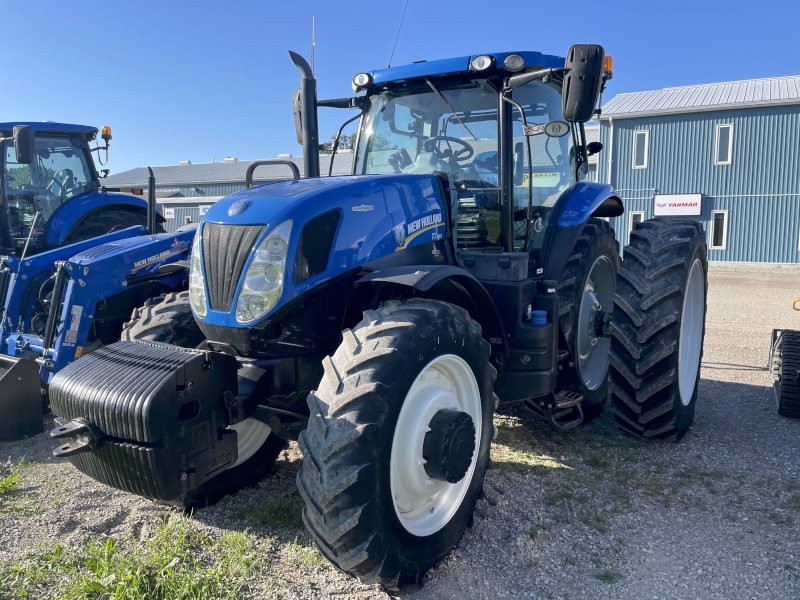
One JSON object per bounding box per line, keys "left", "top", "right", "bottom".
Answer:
{"left": 562, "top": 44, "right": 605, "bottom": 123}
{"left": 587, "top": 141, "right": 603, "bottom": 156}
{"left": 292, "top": 89, "right": 303, "bottom": 145}
{"left": 13, "top": 125, "right": 35, "bottom": 165}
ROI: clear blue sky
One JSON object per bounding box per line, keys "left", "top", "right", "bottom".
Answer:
{"left": 3, "top": 0, "right": 797, "bottom": 174}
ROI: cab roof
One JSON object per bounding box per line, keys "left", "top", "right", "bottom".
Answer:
{"left": 370, "top": 51, "right": 565, "bottom": 86}
{"left": 0, "top": 122, "right": 98, "bottom": 139}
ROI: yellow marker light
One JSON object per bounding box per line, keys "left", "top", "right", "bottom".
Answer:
{"left": 604, "top": 56, "right": 613, "bottom": 75}
{"left": 101, "top": 126, "right": 113, "bottom": 141}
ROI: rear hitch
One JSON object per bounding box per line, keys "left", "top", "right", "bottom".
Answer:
{"left": 50, "top": 418, "right": 105, "bottom": 458}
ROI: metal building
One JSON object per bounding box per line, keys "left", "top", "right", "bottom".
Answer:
{"left": 597, "top": 75, "right": 800, "bottom": 263}
{"left": 101, "top": 153, "right": 352, "bottom": 232}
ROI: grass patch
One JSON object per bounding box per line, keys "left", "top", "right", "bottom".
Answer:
{"left": 285, "top": 539, "right": 327, "bottom": 568}
{"left": 581, "top": 512, "right": 608, "bottom": 533}
{"left": 545, "top": 491, "right": 574, "bottom": 506}
{"left": 0, "top": 471, "right": 19, "bottom": 496}
{"left": 241, "top": 496, "right": 304, "bottom": 529}
{"left": 782, "top": 493, "right": 800, "bottom": 512}
{"left": 596, "top": 569, "right": 623, "bottom": 584}
{"left": 553, "top": 514, "right": 570, "bottom": 526}
{"left": 585, "top": 456, "right": 611, "bottom": 470}
{"left": 528, "top": 524, "right": 547, "bottom": 539}
{"left": 0, "top": 515, "right": 270, "bottom": 599}
{"left": 724, "top": 514, "right": 737, "bottom": 522}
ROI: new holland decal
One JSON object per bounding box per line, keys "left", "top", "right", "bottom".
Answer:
{"left": 395, "top": 211, "right": 444, "bottom": 250}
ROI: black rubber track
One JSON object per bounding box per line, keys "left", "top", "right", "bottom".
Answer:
{"left": 121, "top": 292, "right": 286, "bottom": 508}
{"left": 608, "top": 218, "right": 708, "bottom": 441}
{"left": 296, "top": 298, "right": 496, "bottom": 589}
{"left": 772, "top": 330, "right": 800, "bottom": 418}
{"left": 556, "top": 218, "right": 619, "bottom": 420}
{"left": 63, "top": 209, "right": 162, "bottom": 246}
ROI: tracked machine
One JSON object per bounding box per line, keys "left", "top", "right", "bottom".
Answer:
{"left": 48, "top": 45, "right": 709, "bottom": 587}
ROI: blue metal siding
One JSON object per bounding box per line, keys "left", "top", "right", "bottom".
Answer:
{"left": 599, "top": 103, "right": 800, "bottom": 263}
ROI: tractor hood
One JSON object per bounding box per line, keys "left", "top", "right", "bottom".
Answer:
{"left": 194, "top": 173, "right": 449, "bottom": 330}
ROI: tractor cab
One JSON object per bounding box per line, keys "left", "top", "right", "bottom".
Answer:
{"left": 324, "top": 50, "right": 612, "bottom": 274}
{"left": 0, "top": 122, "right": 144, "bottom": 256}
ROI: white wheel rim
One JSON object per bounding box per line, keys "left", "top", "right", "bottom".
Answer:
{"left": 229, "top": 419, "right": 272, "bottom": 467}
{"left": 576, "top": 255, "right": 616, "bottom": 391}
{"left": 678, "top": 259, "right": 704, "bottom": 405}
{"left": 390, "top": 354, "right": 482, "bottom": 537}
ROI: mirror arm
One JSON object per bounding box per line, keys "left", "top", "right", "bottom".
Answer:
{"left": 506, "top": 67, "right": 569, "bottom": 91}
{"left": 328, "top": 111, "right": 364, "bottom": 176}
{"left": 319, "top": 97, "right": 366, "bottom": 109}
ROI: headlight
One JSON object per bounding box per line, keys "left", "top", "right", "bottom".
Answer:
{"left": 189, "top": 227, "right": 207, "bottom": 317}
{"left": 504, "top": 54, "right": 525, "bottom": 72}
{"left": 470, "top": 55, "right": 494, "bottom": 71}
{"left": 352, "top": 72, "right": 371, "bottom": 93}
{"left": 235, "top": 220, "right": 293, "bottom": 324}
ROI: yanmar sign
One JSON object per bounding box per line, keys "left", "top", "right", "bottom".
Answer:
{"left": 653, "top": 194, "right": 702, "bottom": 216}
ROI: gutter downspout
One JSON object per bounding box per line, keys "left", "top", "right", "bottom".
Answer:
{"left": 607, "top": 116, "right": 614, "bottom": 187}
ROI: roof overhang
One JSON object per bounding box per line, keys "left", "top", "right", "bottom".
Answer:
{"left": 599, "top": 97, "right": 800, "bottom": 120}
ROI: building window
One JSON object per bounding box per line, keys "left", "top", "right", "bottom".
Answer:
{"left": 715, "top": 124, "right": 733, "bottom": 165}
{"left": 710, "top": 210, "right": 728, "bottom": 250}
{"left": 632, "top": 130, "right": 649, "bottom": 169}
{"left": 628, "top": 211, "right": 645, "bottom": 244}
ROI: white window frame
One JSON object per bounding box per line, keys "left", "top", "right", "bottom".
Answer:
{"left": 628, "top": 211, "right": 645, "bottom": 244}
{"left": 632, "top": 130, "right": 649, "bottom": 169}
{"left": 715, "top": 123, "right": 734, "bottom": 166}
{"left": 710, "top": 210, "right": 728, "bottom": 250}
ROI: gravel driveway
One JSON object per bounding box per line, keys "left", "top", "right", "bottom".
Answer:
{"left": 1, "top": 265, "right": 798, "bottom": 599}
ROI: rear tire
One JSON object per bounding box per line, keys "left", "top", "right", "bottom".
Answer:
{"left": 557, "top": 218, "right": 619, "bottom": 420}
{"left": 772, "top": 330, "right": 800, "bottom": 418}
{"left": 297, "top": 299, "right": 496, "bottom": 589}
{"left": 122, "top": 291, "right": 285, "bottom": 507}
{"left": 609, "top": 218, "right": 708, "bottom": 441}
{"left": 63, "top": 209, "right": 162, "bottom": 246}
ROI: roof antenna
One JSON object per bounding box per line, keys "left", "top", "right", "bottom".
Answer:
{"left": 311, "top": 16, "right": 316, "bottom": 75}
{"left": 388, "top": 0, "right": 409, "bottom": 68}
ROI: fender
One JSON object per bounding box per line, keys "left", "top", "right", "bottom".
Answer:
{"left": 544, "top": 182, "right": 623, "bottom": 281}
{"left": 355, "top": 265, "right": 508, "bottom": 353}
{"left": 45, "top": 192, "right": 148, "bottom": 247}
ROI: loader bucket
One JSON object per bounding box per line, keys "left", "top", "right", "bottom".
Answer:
{"left": 0, "top": 355, "right": 43, "bottom": 440}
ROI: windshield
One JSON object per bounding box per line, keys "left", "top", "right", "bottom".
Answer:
{"left": 2, "top": 135, "right": 94, "bottom": 239}
{"left": 356, "top": 79, "right": 574, "bottom": 256}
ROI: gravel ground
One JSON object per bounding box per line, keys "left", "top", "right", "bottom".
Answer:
{"left": 1, "top": 265, "right": 799, "bottom": 599}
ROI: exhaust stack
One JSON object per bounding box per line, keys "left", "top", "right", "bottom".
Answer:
{"left": 289, "top": 51, "right": 320, "bottom": 178}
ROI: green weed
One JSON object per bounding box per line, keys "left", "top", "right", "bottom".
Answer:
{"left": 242, "top": 496, "right": 304, "bottom": 529}
{"left": 596, "top": 569, "right": 623, "bottom": 584}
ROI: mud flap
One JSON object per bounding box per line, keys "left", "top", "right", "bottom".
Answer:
{"left": 0, "top": 355, "right": 43, "bottom": 440}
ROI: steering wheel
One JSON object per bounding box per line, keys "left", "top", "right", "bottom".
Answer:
{"left": 423, "top": 136, "right": 475, "bottom": 163}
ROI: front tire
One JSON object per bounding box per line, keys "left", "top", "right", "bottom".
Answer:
{"left": 122, "top": 291, "right": 285, "bottom": 507}
{"left": 297, "top": 299, "right": 495, "bottom": 589}
{"left": 609, "top": 218, "right": 708, "bottom": 441}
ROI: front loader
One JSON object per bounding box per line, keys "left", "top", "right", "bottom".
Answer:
{"left": 48, "top": 45, "right": 709, "bottom": 588}
{"left": 0, "top": 177, "right": 194, "bottom": 439}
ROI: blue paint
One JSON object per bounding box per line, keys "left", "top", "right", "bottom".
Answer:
{"left": 557, "top": 182, "right": 618, "bottom": 227}
{"left": 195, "top": 174, "right": 446, "bottom": 327}
{"left": 370, "top": 51, "right": 565, "bottom": 85}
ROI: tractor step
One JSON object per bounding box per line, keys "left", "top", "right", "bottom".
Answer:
{"left": 524, "top": 390, "right": 585, "bottom": 432}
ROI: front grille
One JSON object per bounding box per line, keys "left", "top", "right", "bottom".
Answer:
{"left": 202, "top": 224, "right": 265, "bottom": 312}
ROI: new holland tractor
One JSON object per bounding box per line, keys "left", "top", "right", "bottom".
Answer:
{"left": 0, "top": 122, "right": 195, "bottom": 439}
{"left": 48, "top": 45, "right": 708, "bottom": 588}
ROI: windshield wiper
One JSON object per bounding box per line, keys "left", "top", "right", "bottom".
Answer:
{"left": 424, "top": 78, "right": 477, "bottom": 141}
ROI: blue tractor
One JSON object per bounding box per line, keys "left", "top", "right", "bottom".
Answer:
{"left": 0, "top": 122, "right": 197, "bottom": 439}
{"left": 49, "top": 45, "right": 709, "bottom": 588}
{"left": 0, "top": 122, "right": 158, "bottom": 255}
